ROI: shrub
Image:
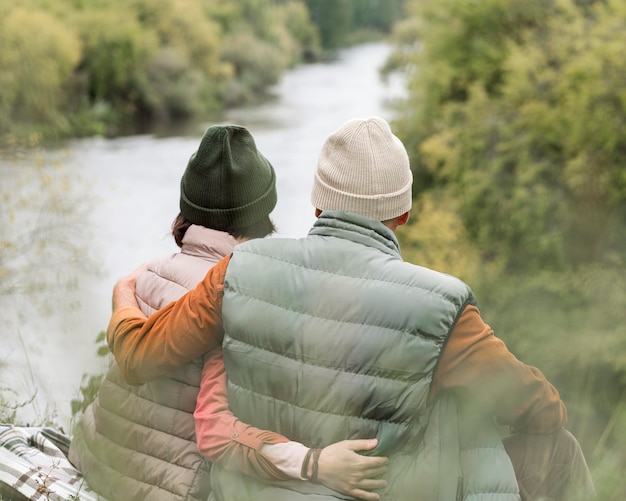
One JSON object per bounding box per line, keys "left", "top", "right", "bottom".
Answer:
{"left": 0, "top": 8, "right": 80, "bottom": 133}
{"left": 219, "top": 28, "right": 288, "bottom": 105}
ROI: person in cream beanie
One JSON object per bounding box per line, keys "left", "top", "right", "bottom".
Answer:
{"left": 310, "top": 116, "right": 413, "bottom": 221}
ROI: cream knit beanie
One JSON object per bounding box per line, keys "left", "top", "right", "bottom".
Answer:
{"left": 311, "top": 116, "right": 413, "bottom": 221}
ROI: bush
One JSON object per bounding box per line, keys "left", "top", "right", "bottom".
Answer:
{"left": 390, "top": 1, "right": 626, "bottom": 497}
{"left": 0, "top": 7, "right": 80, "bottom": 133}
{"left": 219, "top": 28, "right": 289, "bottom": 106}
{"left": 77, "top": 9, "right": 157, "bottom": 119}
{"left": 278, "top": 1, "right": 322, "bottom": 62}
{"left": 475, "top": 265, "right": 626, "bottom": 500}
{"left": 392, "top": 0, "right": 626, "bottom": 272}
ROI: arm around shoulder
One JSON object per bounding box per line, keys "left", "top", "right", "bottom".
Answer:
{"left": 107, "top": 255, "right": 231, "bottom": 385}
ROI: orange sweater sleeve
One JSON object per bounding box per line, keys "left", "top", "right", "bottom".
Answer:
{"left": 107, "top": 255, "right": 230, "bottom": 385}
{"left": 108, "top": 255, "right": 292, "bottom": 478}
{"left": 431, "top": 304, "right": 567, "bottom": 434}
{"left": 195, "top": 348, "right": 290, "bottom": 480}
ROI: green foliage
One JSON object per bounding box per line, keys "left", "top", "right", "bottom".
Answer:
{"left": 129, "top": 0, "right": 225, "bottom": 76}
{"left": 474, "top": 265, "right": 626, "bottom": 500}
{"left": 352, "top": 0, "right": 406, "bottom": 34}
{"left": 392, "top": 0, "right": 626, "bottom": 271}
{"left": 78, "top": 9, "right": 156, "bottom": 118}
{"left": 397, "top": 190, "right": 501, "bottom": 284}
{"left": 142, "top": 48, "right": 210, "bottom": 119}
{"left": 219, "top": 27, "right": 289, "bottom": 106}
{"left": 0, "top": 0, "right": 324, "bottom": 140}
{"left": 127, "top": 0, "right": 230, "bottom": 118}
{"left": 305, "top": 0, "right": 353, "bottom": 49}
{"left": 277, "top": 1, "right": 321, "bottom": 62}
{"left": 499, "top": 0, "right": 626, "bottom": 266}
{"left": 216, "top": 0, "right": 323, "bottom": 105}
{"left": 388, "top": 0, "right": 550, "bottom": 187}
{"left": 72, "top": 0, "right": 222, "bottom": 122}
{"left": 392, "top": 0, "right": 626, "bottom": 497}
{"left": 305, "top": 0, "right": 406, "bottom": 49}
{"left": 70, "top": 331, "right": 110, "bottom": 422}
{"left": 0, "top": 7, "right": 81, "bottom": 134}
{"left": 0, "top": 389, "right": 37, "bottom": 425}
{"left": 0, "top": 0, "right": 406, "bottom": 138}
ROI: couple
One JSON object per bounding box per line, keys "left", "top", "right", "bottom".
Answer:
{"left": 69, "top": 117, "right": 595, "bottom": 501}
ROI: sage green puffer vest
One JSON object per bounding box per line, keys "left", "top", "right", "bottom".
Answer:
{"left": 214, "top": 211, "right": 520, "bottom": 501}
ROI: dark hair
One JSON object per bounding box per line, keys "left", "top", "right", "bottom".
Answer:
{"left": 172, "top": 212, "right": 276, "bottom": 247}
{"left": 172, "top": 213, "right": 193, "bottom": 247}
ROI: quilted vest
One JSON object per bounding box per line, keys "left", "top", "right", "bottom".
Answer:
{"left": 69, "top": 226, "right": 237, "bottom": 501}
{"left": 212, "top": 211, "right": 520, "bottom": 501}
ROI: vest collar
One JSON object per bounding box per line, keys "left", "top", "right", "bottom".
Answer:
{"left": 182, "top": 224, "right": 238, "bottom": 260}
{"left": 308, "top": 210, "right": 402, "bottom": 257}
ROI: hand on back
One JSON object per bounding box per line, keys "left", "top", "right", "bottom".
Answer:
{"left": 316, "top": 439, "right": 388, "bottom": 501}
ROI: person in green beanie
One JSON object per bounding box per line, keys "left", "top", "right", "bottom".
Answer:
{"left": 68, "top": 124, "right": 389, "bottom": 501}
{"left": 179, "top": 124, "right": 277, "bottom": 235}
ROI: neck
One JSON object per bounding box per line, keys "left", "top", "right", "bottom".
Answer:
{"left": 382, "top": 219, "right": 400, "bottom": 233}
{"left": 315, "top": 208, "right": 409, "bottom": 233}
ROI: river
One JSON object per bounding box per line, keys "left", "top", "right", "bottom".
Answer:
{"left": 0, "top": 41, "right": 405, "bottom": 430}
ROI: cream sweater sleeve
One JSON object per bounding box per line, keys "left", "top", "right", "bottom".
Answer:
{"left": 261, "top": 442, "right": 310, "bottom": 479}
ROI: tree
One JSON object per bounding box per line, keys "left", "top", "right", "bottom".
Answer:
{"left": 390, "top": 0, "right": 626, "bottom": 271}
{"left": 0, "top": 0, "right": 321, "bottom": 139}
{"left": 0, "top": 7, "right": 81, "bottom": 134}
{"left": 305, "top": 0, "right": 353, "bottom": 49}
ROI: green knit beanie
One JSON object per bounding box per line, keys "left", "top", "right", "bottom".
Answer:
{"left": 180, "top": 125, "right": 277, "bottom": 230}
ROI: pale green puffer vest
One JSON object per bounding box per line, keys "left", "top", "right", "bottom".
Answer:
{"left": 214, "top": 211, "right": 520, "bottom": 501}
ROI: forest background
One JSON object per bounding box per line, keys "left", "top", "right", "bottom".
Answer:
{"left": 0, "top": 0, "right": 403, "bottom": 141}
{"left": 1, "top": 0, "right": 625, "bottom": 500}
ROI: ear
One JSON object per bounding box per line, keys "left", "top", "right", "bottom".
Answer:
{"left": 397, "top": 211, "right": 410, "bottom": 226}
{"left": 315, "top": 208, "right": 322, "bottom": 218}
